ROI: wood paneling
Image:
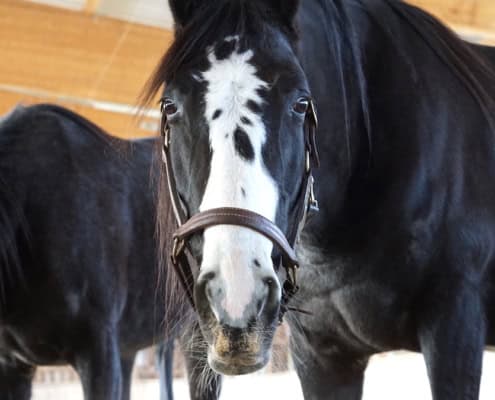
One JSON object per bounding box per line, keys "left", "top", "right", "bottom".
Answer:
{"left": 0, "top": 0, "right": 172, "bottom": 105}
{"left": 408, "top": 0, "right": 495, "bottom": 44}
{"left": 84, "top": 0, "right": 100, "bottom": 14}
{"left": 0, "top": 91, "right": 159, "bottom": 139}
{"left": 0, "top": 0, "right": 172, "bottom": 138}
{"left": 0, "top": 0, "right": 493, "bottom": 140}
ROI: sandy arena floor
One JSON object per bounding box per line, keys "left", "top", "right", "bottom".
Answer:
{"left": 32, "top": 352, "right": 495, "bottom": 399}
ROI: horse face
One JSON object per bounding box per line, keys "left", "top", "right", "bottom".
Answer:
{"left": 162, "top": 0, "right": 307, "bottom": 375}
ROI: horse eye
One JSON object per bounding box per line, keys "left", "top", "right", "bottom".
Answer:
{"left": 163, "top": 99, "right": 178, "bottom": 116}
{"left": 293, "top": 97, "right": 309, "bottom": 114}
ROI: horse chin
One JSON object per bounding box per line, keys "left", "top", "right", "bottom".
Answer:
{"left": 196, "top": 300, "right": 278, "bottom": 375}
{"left": 207, "top": 350, "right": 269, "bottom": 376}
{"left": 204, "top": 326, "right": 271, "bottom": 375}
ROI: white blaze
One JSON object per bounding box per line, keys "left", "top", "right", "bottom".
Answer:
{"left": 199, "top": 39, "right": 279, "bottom": 323}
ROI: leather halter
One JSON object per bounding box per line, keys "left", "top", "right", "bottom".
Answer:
{"left": 160, "top": 98, "right": 319, "bottom": 322}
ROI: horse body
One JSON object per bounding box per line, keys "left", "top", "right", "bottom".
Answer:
{"left": 0, "top": 104, "right": 221, "bottom": 400}
{"left": 291, "top": 1, "right": 495, "bottom": 398}
{"left": 148, "top": 0, "right": 495, "bottom": 398}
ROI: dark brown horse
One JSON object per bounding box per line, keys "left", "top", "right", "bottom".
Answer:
{"left": 144, "top": 1, "right": 495, "bottom": 399}
{"left": 0, "top": 104, "right": 221, "bottom": 400}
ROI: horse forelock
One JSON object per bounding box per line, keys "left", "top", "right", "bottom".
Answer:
{"left": 140, "top": 0, "right": 299, "bottom": 109}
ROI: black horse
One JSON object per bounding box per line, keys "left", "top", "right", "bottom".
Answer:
{"left": 143, "top": 0, "right": 495, "bottom": 399}
{"left": 0, "top": 104, "right": 221, "bottom": 400}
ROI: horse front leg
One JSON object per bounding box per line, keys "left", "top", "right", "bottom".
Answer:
{"left": 290, "top": 331, "right": 368, "bottom": 400}
{"left": 156, "top": 339, "right": 175, "bottom": 400}
{"left": 120, "top": 354, "right": 136, "bottom": 400}
{"left": 0, "top": 359, "right": 35, "bottom": 400}
{"left": 418, "top": 278, "right": 485, "bottom": 400}
{"left": 74, "top": 326, "right": 122, "bottom": 400}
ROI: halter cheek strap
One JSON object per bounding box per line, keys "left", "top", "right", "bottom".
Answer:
{"left": 160, "top": 98, "right": 319, "bottom": 322}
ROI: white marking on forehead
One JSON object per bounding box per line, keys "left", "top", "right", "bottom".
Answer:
{"left": 203, "top": 50, "right": 266, "bottom": 149}
{"left": 199, "top": 38, "right": 280, "bottom": 325}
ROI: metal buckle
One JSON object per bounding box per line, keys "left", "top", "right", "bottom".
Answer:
{"left": 163, "top": 124, "right": 170, "bottom": 149}
{"left": 171, "top": 238, "right": 185, "bottom": 265}
{"left": 159, "top": 98, "right": 171, "bottom": 148}
{"left": 308, "top": 176, "right": 319, "bottom": 213}
{"left": 305, "top": 149, "right": 311, "bottom": 173}
{"left": 305, "top": 99, "right": 318, "bottom": 172}
{"left": 287, "top": 263, "right": 299, "bottom": 288}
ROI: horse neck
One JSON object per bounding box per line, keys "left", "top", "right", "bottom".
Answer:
{"left": 296, "top": 2, "right": 371, "bottom": 239}
{"left": 296, "top": 1, "right": 441, "bottom": 246}
{"left": 297, "top": 0, "right": 495, "bottom": 249}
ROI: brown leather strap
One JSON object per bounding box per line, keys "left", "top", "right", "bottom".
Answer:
{"left": 172, "top": 248, "right": 196, "bottom": 307}
{"left": 285, "top": 100, "right": 319, "bottom": 248}
{"left": 307, "top": 99, "right": 320, "bottom": 168}
{"left": 174, "top": 207, "right": 299, "bottom": 268}
{"left": 161, "top": 106, "right": 187, "bottom": 226}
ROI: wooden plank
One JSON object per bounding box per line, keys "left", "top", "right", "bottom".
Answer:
{"left": 1, "top": 0, "right": 493, "bottom": 143}
{"left": 0, "top": 0, "right": 173, "bottom": 105}
{"left": 0, "top": 91, "right": 159, "bottom": 139}
{"left": 84, "top": 0, "right": 100, "bottom": 14}
{"left": 408, "top": 0, "right": 495, "bottom": 44}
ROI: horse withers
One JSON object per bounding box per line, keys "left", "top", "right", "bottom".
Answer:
{"left": 0, "top": 104, "right": 221, "bottom": 400}
{"left": 144, "top": 0, "right": 495, "bottom": 399}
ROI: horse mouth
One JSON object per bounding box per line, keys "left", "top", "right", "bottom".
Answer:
{"left": 208, "top": 351, "right": 268, "bottom": 375}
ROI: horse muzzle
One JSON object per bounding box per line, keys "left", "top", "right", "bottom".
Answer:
{"left": 207, "top": 326, "right": 269, "bottom": 375}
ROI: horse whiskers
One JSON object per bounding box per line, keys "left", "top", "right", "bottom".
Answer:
{"left": 198, "top": 361, "right": 217, "bottom": 395}
{"left": 286, "top": 306, "right": 313, "bottom": 316}
{"left": 159, "top": 312, "right": 193, "bottom": 339}
{"left": 282, "top": 313, "right": 311, "bottom": 366}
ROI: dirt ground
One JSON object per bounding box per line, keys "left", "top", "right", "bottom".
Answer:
{"left": 33, "top": 352, "right": 495, "bottom": 400}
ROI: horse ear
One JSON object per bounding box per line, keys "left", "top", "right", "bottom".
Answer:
{"left": 266, "top": 0, "right": 300, "bottom": 27}
{"left": 168, "top": 0, "right": 205, "bottom": 28}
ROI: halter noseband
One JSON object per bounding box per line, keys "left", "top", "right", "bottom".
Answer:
{"left": 159, "top": 98, "right": 319, "bottom": 322}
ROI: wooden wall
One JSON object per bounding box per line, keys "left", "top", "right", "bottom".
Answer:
{"left": 0, "top": 0, "right": 494, "bottom": 139}
{"left": 0, "top": 0, "right": 173, "bottom": 138}
{"left": 409, "top": 0, "right": 495, "bottom": 44}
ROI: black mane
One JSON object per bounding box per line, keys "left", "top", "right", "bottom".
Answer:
{"left": 375, "top": 0, "right": 495, "bottom": 128}
{"left": 314, "top": 0, "right": 495, "bottom": 155}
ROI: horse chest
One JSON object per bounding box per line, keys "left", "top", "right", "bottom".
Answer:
{"left": 293, "top": 244, "right": 414, "bottom": 353}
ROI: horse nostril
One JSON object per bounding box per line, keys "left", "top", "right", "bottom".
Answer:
{"left": 195, "top": 271, "right": 217, "bottom": 311}
{"left": 200, "top": 271, "right": 217, "bottom": 283}
{"left": 199, "top": 272, "right": 217, "bottom": 299}
{"left": 255, "top": 277, "right": 276, "bottom": 317}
